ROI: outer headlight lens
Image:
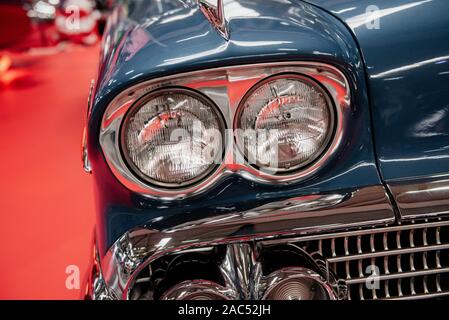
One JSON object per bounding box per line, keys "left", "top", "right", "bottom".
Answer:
{"left": 235, "top": 74, "right": 335, "bottom": 174}
{"left": 121, "top": 87, "right": 225, "bottom": 188}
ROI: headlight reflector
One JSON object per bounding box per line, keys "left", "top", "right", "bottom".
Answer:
{"left": 121, "top": 88, "right": 225, "bottom": 188}
{"left": 235, "top": 74, "right": 334, "bottom": 173}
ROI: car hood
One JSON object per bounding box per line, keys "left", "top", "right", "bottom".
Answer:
{"left": 305, "top": 0, "right": 449, "bottom": 181}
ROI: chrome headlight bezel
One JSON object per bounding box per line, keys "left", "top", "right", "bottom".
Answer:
{"left": 119, "top": 86, "right": 227, "bottom": 189}
{"left": 99, "top": 62, "right": 350, "bottom": 199}
{"left": 234, "top": 72, "right": 337, "bottom": 175}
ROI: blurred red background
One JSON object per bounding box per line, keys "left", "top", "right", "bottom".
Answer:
{"left": 0, "top": 44, "right": 98, "bottom": 299}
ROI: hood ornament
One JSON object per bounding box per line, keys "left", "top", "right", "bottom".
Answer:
{"left": 198, "top": 0, "right": 229, "bottom": 40}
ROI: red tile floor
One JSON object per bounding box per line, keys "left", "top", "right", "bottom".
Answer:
{"left": 0, "top": 44, "right": 98, "bottom": 299}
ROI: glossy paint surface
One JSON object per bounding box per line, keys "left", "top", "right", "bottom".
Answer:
{"left": 307, "top": 0, "right": 449, "bottom": 182}
{"left": 89, "top": 0, "right": 385, "bottom": 254}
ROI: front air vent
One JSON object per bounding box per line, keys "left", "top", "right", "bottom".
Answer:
{"left": 288, "top": 221, "right": 449, "bottom": 300}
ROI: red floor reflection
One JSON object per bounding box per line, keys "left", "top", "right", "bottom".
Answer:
{"left": 0, "top": 45, "right": 98, "bottom": 299}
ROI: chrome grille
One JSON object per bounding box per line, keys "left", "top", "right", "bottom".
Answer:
{"left": 287, "top": 221, "right": 449, "bottom": 300}
{"left": 129, "top": 220, "right": 449, "bottom": 300}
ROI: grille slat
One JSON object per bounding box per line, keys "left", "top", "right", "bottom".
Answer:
{"left": 370, "top": 234, "right": 375, "bottom": 253}
{"left": 358, "top": 259, "right": 363, "bottom": 278}
{"left": 331, "top": 238, "right": 336, "bottom": 257}
{"left": 385, "top": 280, "right": 390, "bottom": 298}
{"left": 436, "top": 274, "right": 442, "bottom": 292}
{"left": 344, "top": 236, "right": 349, "bottom": 256}
{"left": 357, "top": 235, "right": 362, "bottom": 254}
{"left": 436, "top": 251, "right": 442, "bottom": 268}
{"left": 423, "top": 252, "right": 429, "bottom": 270}
{"left": 358, "top": 283, "right": 364, "bottom": 300}
{"left": 345, "top": 260, "right": 351, "bottom": 280}
{"left": 410, "top": 253, "right": 416, "bottom": 271}
{"left": 328, "top": 244, "right": 449, "bottom": 263}
{"left": 424, "top": 276, "right": 429, "bottom": 294}
{"left": 437, "top": 227, "right": 441, "bottom": 244}
{"left": 410, "top": 229, "right": 415, "bottom": 248}
{"left": 411, "top": 277, "right": 416, "bottom": 295}
{"left": 384, "top": 291, "right": 449, "bottom": 300}
{"left": 384, "top": 256, "right": 390, "bottom": 274}
{"left": 383, "top": 233, "right": 389, "bottom": 251}
{"left": 398, "top": 278, "right": 403, "bottom": 297}
{"left": 346, "top": 267, "right": 449, "bottom": 284}
{"left": 397, "top": 255, "right": 403, "bottom": 272}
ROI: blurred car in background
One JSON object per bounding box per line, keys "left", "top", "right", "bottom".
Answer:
{"left": 0, "top": 1, "right": 112, "bottom": 53}
{"left": 0, "top": 0, "right": 111, "bottom": 78}
{"left": 56, "top": 0, "right": 100, "bottom": 45}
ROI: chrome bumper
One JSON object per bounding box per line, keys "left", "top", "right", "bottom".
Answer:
{"left": 90, "top": 185, "right": 395, "bottom": 299}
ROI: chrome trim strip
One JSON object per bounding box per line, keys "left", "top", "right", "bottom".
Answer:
{"left": 261, "top": 220, "right": 449, "bottom": 244}
{"left": 389, "top": 177, "right": 449, "bottom": 220}
{"left": 99, "top": 62, "right": 350, "bottom": 199}
{"left": 82, "top": 131, "right": 92, "bottom": 174}
{"left": 385, "top": 291, "right": 449, "bottom": 300}
{"left": 346, "top": 267, "right": 449, "bottom": 285}
{"left": 329, "top": 244, "right": 449, "bottom": 263}
{"left": 99, "top": 185, "right": 394, "bottom": 299}
{"left": 82, "top": 80, "right": 95, "bottom": 174}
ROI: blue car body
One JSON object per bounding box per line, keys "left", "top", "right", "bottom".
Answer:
{"left": 86, "top": 0, "right": 449, "bottom": 300}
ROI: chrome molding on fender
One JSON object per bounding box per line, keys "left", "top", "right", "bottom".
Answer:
{"left": 99, "top": 62, "right": 350, "bottom": 199}
{"left": 82, "top": 80, "right": 95, "bottom": 174}
{"left": 95, "top": 185, "right": 394, "bottom": 299}
{"left": 388, "top": 176, "right": 449, "bottom": 220}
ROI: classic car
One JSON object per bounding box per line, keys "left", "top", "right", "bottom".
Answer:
{"left": 84, "top": 0, "right": 449, "bottom": 300}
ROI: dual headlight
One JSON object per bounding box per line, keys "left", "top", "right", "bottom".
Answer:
{"left": 121, "top": 88, "right": 225, "bottom": 188}
{"left": 119, "top": 73, "right": 335, "bottom": 188}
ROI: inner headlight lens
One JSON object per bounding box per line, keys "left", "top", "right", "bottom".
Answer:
{"left": 121, "top": 88, "right": 225, "bottom": 187}
{"left": 235, "top": 74, "right": 334, "bottom": 173}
